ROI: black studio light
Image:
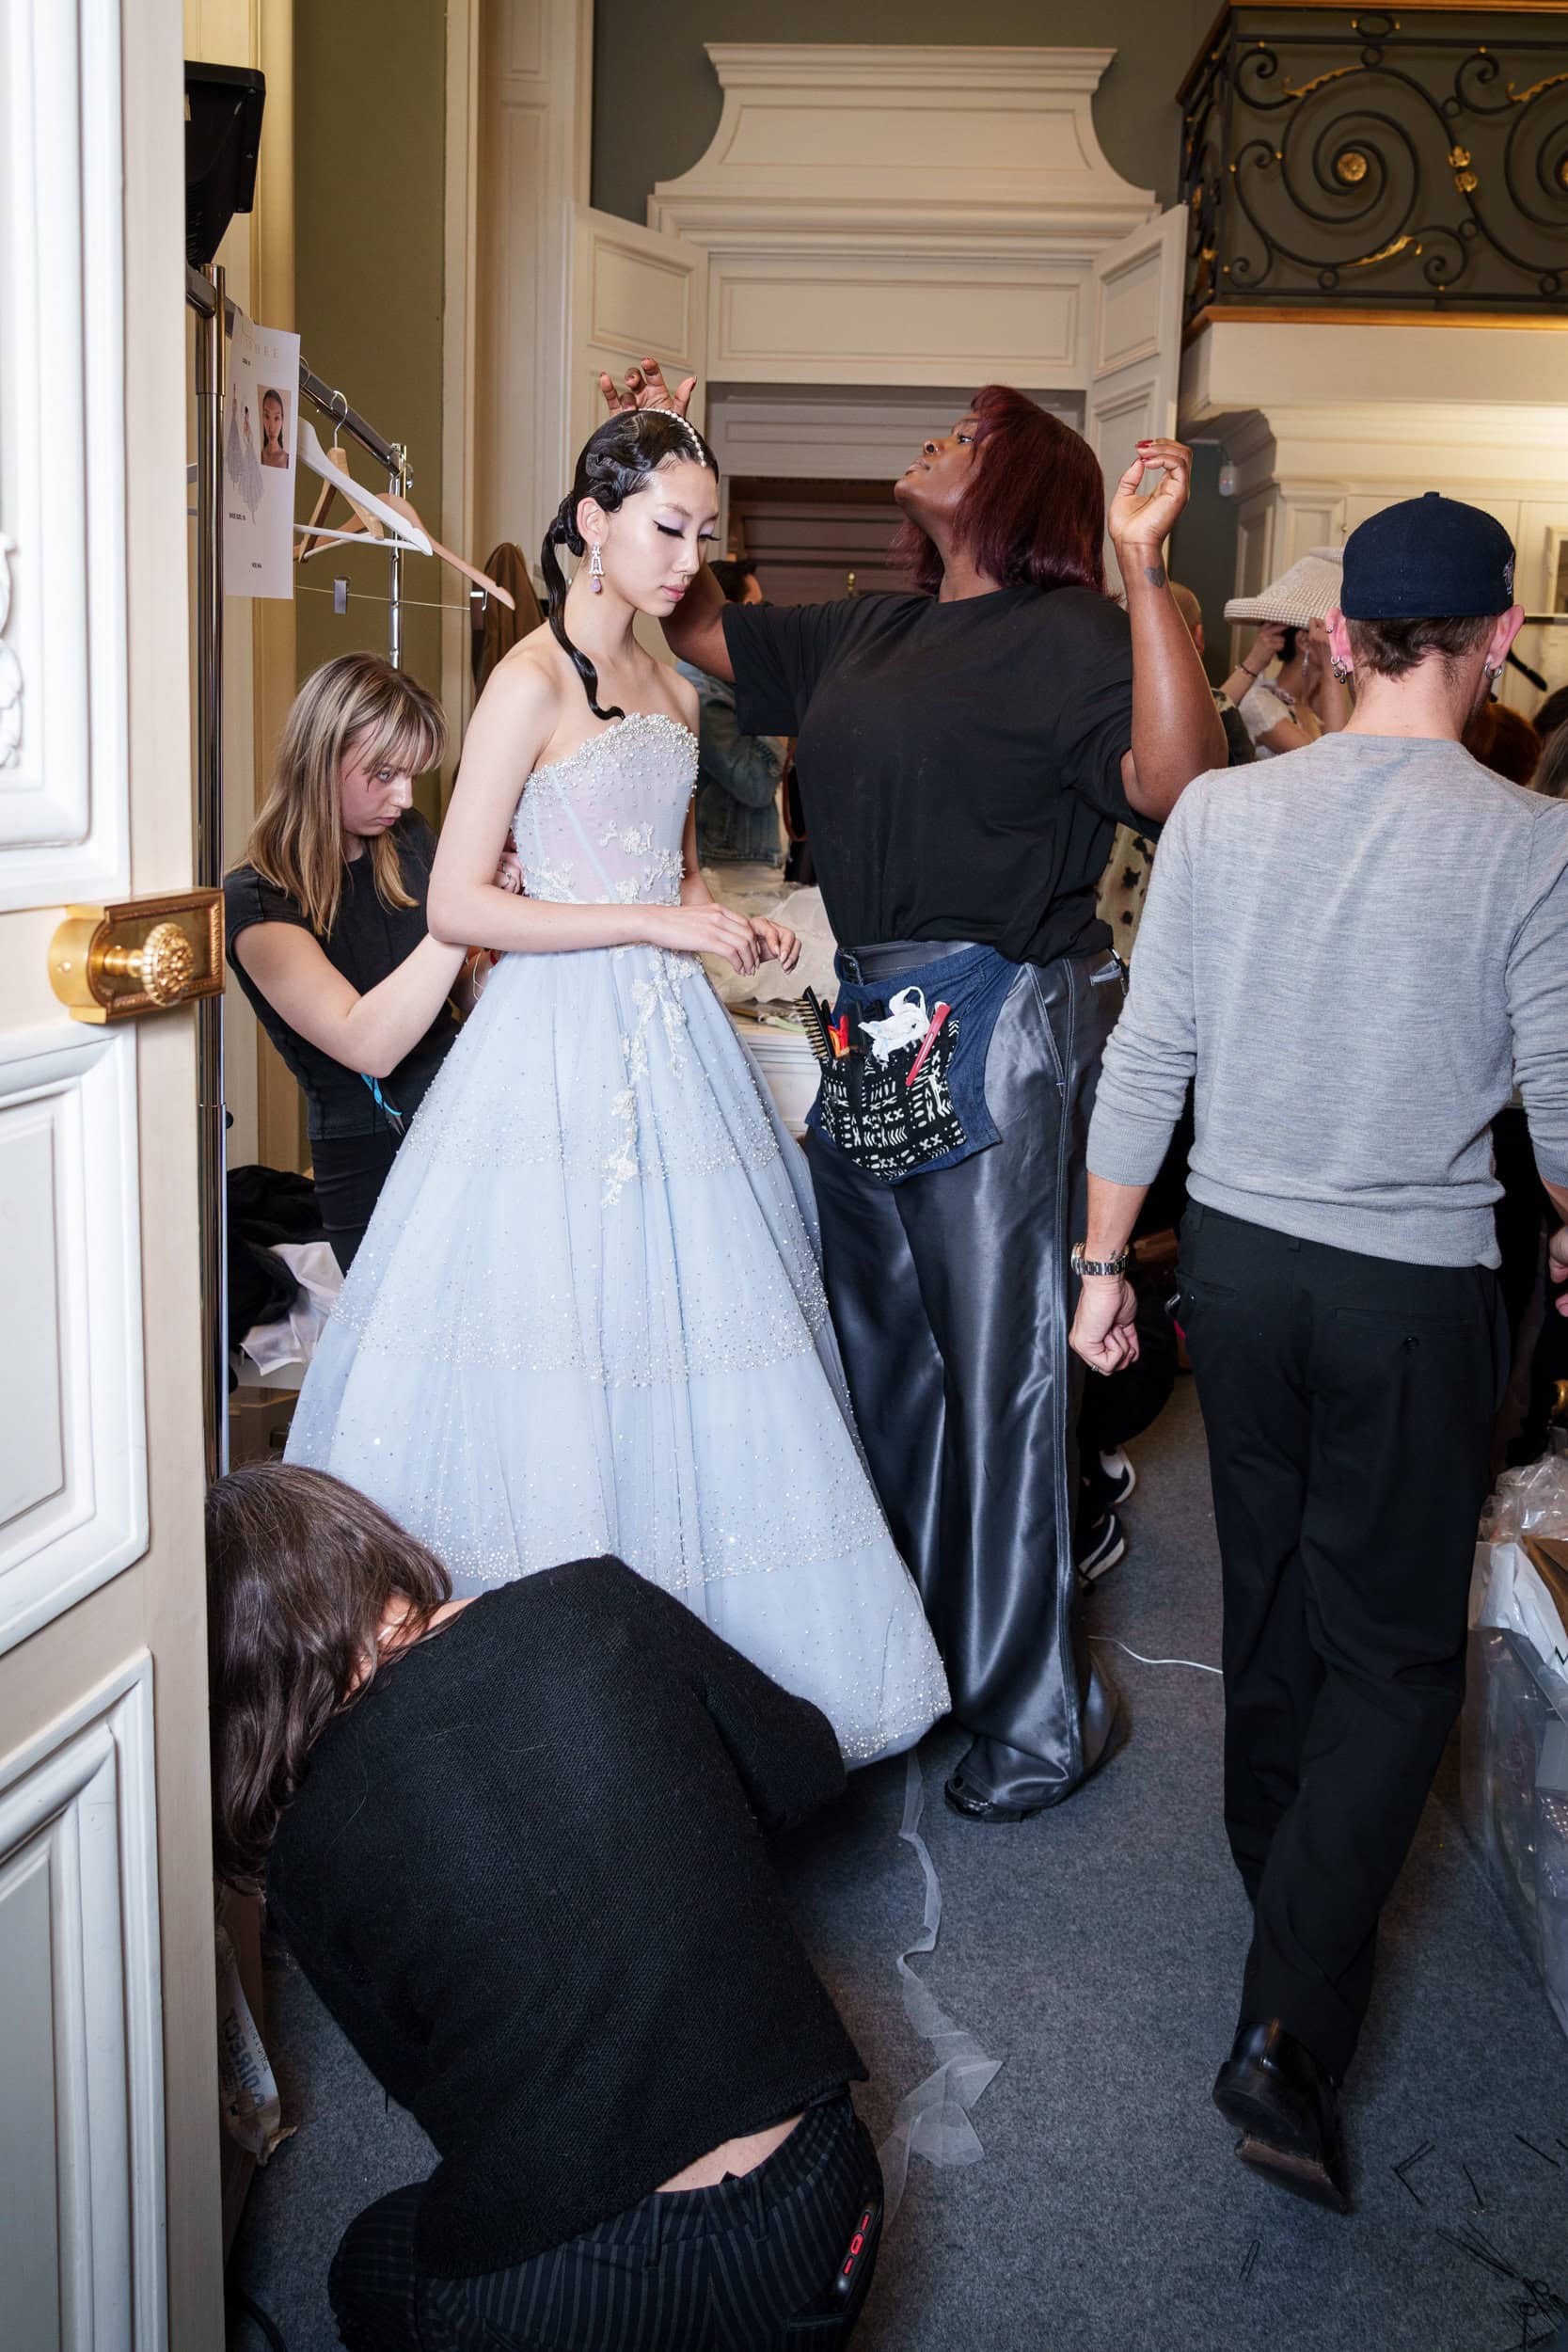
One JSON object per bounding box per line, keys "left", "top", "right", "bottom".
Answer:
{"left": 184, "top": 60, "right": 265, "bottom": 266}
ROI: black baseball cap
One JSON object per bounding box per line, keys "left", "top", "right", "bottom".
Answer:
{"left": 1340, "top": 492, "right": 1515, "bottom": 620}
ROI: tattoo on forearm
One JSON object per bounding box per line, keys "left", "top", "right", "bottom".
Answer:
{"left": 1144, "top": 563, "right": 1167, "bottom": 589}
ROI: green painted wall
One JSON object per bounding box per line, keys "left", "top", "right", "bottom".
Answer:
{"left": 293, "top": 0, "right": 447, "bottom": 818}
{"left": 591, "top": 0, "right": 1214, "bottom": 228}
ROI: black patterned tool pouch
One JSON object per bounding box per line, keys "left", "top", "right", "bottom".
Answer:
{"left": 804, "top": 944, "right": 1018, "bottom": 1187}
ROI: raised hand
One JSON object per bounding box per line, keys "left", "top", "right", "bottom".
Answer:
{"left": 1108, "top": 438, "right": 1195, "bottom": 560}
{"left": 596, "top": 357, "right": 697, "bottom": 421}
{"left": 642, "top": 900, "right": 760, "bottom": 976}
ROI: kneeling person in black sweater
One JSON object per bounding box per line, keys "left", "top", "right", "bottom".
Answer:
{"left": 206, "top": 1465, "right": 882, "bottom": 2350}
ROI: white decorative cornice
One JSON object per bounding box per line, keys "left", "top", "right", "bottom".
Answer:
{"left": 649, "top": 43, "right": 1155, "bottom": 254}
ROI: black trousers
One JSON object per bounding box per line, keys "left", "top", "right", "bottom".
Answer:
{"left": 327, "top": 2094, "right": 881, "bottom": 2352}
{"left": 807, "top": 948, "right": 1122, "bottom": 1812}
{"left": 310, "top": 1128, "right": 403, "bottom": 1274}
{"left": 1178, "top": 1203, "right": 1508, "bottom": 2080}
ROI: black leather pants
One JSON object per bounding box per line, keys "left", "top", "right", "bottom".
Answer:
{"left": 807, "top": 946, "right": 1123, "bottom": 1811}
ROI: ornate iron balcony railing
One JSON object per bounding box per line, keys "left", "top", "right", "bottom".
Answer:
{"left": 1180, "top": 4, "right": 1568, "bottom": 324}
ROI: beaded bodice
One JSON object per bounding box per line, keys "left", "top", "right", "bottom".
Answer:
{"left": 514, "top": 711, "right": 698, "bottom": 909}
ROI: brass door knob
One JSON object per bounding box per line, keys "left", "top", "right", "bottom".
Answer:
{"left": 100, "top": 920, "right": 198, "bottom": 1007}
{"left": 49, "top": 890, "right": 224, "bottom": 1023}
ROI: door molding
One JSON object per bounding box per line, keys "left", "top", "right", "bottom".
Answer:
{"left": 0, "top": 1025, "right": 147, "bottom": 1659}
{"left": 0, "top": 1654, "right": 165, "bottom": 2351}
{"left": 0, "top": 0, "right": 130, "bottom": 909}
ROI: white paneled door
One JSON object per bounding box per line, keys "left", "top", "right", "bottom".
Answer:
{"left": 566, "top": 204, "right": 709, "bottom": 483}
{"left": 0, "top": 3, "right": 222, "bottom": 2346}
{"left": 1085, "top": 206, "right": 1187, "bottom": 594}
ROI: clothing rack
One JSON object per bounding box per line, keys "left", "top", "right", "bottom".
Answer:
{"left": 185, "top": 260, "right": 416, "bottom": 1478}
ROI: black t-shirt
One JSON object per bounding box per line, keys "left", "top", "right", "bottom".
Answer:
{"left": 225, "top": 812, "right": 457, "bottom": 1142}
{"left": 724, "top": 585, "right": 1143, "bottom": 965}
{"left": 265, "top": 1557, "right": 863, "bottom": 2277}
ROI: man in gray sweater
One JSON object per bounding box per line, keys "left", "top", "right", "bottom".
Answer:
{"left": 1069, "top": 494, "right": 1568, "bottom": 2214}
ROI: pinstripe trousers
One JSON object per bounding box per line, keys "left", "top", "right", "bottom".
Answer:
{"left": 327, "top": 2093, "right": 882, "bottom": 2351}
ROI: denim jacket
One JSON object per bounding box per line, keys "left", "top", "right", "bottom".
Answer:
{"left": 677, "top": 660, "right": 786, "bottom": 866}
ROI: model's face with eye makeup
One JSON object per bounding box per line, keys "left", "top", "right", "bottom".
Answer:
{"left": 578, "top": 459, "right": 720, "bottom": 620}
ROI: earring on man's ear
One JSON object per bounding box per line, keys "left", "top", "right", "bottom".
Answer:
{"left": 1483, "top": 660, "right": 1501, "bottom": 679}
{"left": 1331, "top": 660, "right": 1353, "bottom": 683}
{"left": 589, "top": 544, "right": 605, "bottom": 594}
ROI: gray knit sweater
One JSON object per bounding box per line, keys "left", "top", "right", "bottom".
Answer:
{"left": 1087, "top": 733, "right": 1568, "bottom": 1268}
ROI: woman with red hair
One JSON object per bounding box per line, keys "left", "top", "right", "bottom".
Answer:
{"left": 633, "top": 362, "right": 1224, "bottom": 1824}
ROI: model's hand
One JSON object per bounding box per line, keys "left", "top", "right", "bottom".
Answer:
{"left": 1069, "top": 1276, "right": 1140, "bottom": 1375}
{"left": 1108, "top": 439, "right": 1194, "bottom": 559}
{"left": 596, "top": 357, "right": 697, "bottom": 421}
{"left": 1550, "top": 1227, "right": 1568, "bottom": 1315}
{"left": 643, "top": 901, "right": 760, "bottom": 975}
{"left": 750, "top": 916, "right": 800, "bottom": 973}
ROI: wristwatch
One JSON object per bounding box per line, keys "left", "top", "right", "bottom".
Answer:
{"left": 1071, "top": 1242, "right": 1131, "bottom": 1279}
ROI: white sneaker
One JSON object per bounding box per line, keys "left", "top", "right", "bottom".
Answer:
{"left": 1099, "top": 1448, "right": 1136, "bottom": 1506}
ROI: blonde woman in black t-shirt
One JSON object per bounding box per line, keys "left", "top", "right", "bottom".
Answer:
{"left": 226, "top": 655, "right": 512, "bottom": 1269}
{"left": 629, "top": 357, "right": 1226, "bottom": 1823}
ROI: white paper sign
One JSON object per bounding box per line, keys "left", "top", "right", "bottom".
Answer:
{"left": 223, "top": 306, "right": 299, "bottom": 599}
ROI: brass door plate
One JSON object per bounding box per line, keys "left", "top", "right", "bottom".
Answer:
{"left": 50, "top": 890, "right": 225, "bottom": 1024}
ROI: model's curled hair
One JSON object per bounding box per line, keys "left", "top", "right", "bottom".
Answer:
{"left": 540, "top": 407, "right": 719, "bottom": 719}
{"left": 892, "top": 384, "right": 1107, "bottom": 602}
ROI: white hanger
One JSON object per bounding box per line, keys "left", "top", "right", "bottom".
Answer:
{"left": 294, "top": 420, "right": 432, "bottom": 555}
{"left": 296, "top": 485, "right": 515, "bottom": 611}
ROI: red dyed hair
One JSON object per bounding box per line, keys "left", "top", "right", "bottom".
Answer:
{"left": 892, "top": 385, "right": 1107, "bottom": 600}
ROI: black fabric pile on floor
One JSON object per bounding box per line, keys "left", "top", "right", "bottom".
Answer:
{"left": 229, "top": 1384, "right": 1568, "bottom": 2351}
{"left": 228, "top": 1166, "right": 324, "bottom": 1347}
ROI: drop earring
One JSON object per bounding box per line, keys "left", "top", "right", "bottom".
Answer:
{"left": 589, "top": 544, "right": 605, "bottom": 595}
{"left": 1331, "top": 659, "right": 1353, "bottom": 683}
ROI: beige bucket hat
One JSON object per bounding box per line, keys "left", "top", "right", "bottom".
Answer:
{"left": 1224, "top": 546, "right": 1344, "bottom": 628}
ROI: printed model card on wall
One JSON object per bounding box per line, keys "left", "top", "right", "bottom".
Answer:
{"left": 224, "top": 307, "right": 299, "bottom": 599}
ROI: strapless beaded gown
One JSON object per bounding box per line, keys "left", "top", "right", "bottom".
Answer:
{"left": 287, "top": 712, "right": 949, "bottom": 1763}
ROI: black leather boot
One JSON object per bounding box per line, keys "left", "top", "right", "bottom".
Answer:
{"left": 1212, "top": 2019, "right": 1351, "bottom": 2214}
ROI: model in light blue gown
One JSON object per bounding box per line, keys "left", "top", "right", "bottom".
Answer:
{"left": 286, "top": 709, "right": 949, "bottom": 1763}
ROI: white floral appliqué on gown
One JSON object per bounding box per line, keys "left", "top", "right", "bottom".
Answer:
{"left": 287, "top": 711, "right": 949, "bottom": 1762}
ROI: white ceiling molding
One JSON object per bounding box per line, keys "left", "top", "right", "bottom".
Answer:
{"left": 649, "top": 45, "right": 1154, "bottom": 252}
{"left": 647, "top": 45, "right": 1155, "bottom": 391}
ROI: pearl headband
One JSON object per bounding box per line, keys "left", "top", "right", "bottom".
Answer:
{"left": 641, "top": 405, "right": 707, "bottom": 465}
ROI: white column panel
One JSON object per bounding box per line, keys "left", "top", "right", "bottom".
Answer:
{"left": 475, "top": 0, "right": 593, "bottom": 566}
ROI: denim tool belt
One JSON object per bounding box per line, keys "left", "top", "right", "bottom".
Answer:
{"left": 804, "top": 938, "right": 1020, "bottom": 1186}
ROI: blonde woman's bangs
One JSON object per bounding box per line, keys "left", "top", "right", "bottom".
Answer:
{"left": 356, "top": 697, "right": 447, "bottom": 786}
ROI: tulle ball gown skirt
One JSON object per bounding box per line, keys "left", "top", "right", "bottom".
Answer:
{"left": 287, "top": 939, "right": 949, "bottom": 1763}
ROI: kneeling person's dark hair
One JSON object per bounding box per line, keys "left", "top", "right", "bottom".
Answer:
{"left": 1347, "top": 612, "right": 1493, "bottom": 681}
{"left": 206, "top": 1464, "right": 452, "bottom": 1893}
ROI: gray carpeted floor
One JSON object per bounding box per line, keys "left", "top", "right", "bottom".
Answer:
{"left": 230, "top": 1381, "right": 1568, "bottom": 2351}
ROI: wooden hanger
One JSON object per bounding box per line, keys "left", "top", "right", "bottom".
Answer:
{"left": 297, "top": 482, "right": 515, "bottom": 610}
{"left": 293, "top": 420, "right": 432, "bottom": 560}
